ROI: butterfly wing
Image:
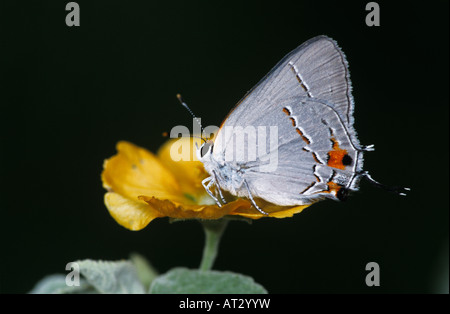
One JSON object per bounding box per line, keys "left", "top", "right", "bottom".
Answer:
{"left": 240, "top": 96, "right": 363, "bottom": 205}
{"left": 208, "top": 36, "right": 364, "bottom": 206}
{"left": 214, "top": 35, "right": 359, "bottom": 156}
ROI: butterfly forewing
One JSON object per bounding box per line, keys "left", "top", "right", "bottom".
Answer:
{"left": 214, "top": 36, "right": 357, "bottom": 156}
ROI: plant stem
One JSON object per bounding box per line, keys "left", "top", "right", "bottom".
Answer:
{"left": 199, "top": 219, "right": 228, "bottom": 271}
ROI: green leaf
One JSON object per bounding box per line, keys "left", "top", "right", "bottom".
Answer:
{"left": 76, "top": 259, "right": 145, "bottom": 294}
{"left": 29, "top": 274, "right": 96, "bottom": 294}
{"left": 149, "top": 267, "right": 268, "bottom": 294}
{"left": 129, "top": 253, "right": 159, "bottom": 289}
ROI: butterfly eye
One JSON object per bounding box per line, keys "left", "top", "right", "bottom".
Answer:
{"left": 200, "top": 142, "right": 213, "bottom": 158}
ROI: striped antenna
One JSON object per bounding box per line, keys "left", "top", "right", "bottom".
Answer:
{"left": 177, "top": 94, "right": 206, "bottom": 143}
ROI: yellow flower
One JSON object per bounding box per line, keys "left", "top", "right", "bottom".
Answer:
{"left": 101, "top": 137, "right": 310, "bottom": 230}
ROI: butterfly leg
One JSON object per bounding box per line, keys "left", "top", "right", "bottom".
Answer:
{"left": 212, "top": 170, "right": 227, "bottom": 204}
{"left": 243, "top": 179, "right": 268, "bottom": 215}
{"left": 202, "top": 176, "right": 222, "bottom": 207}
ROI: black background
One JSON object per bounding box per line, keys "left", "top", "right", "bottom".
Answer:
{"left": 0, "top": 0, "right": 448, "bottom": 294}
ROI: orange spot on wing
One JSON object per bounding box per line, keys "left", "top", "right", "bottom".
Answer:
{"left": 327, "top": 181, "right": 342, "bottom": 195}
{"left": 327, "top": 138, "right": 348, "bottom": 170}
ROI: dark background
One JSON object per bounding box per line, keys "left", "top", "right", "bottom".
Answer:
{"left": 0, "top": 0, "right": 448, "bottom": 294}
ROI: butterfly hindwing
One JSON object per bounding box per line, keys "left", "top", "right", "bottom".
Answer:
{"left": 214, "top": 96, "right": 362, "bottom": 205}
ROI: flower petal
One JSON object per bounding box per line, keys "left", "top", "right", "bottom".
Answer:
{"left": 138, "top": 195, "right": 311, "bottom": 220}
{"left": 157, "top": 137, "right": 209, "bottom": 197}
{"left": 232, "top": 205, "right": 310, "bottom": 219}
{"left": 229, "top": 198, "right": 312, "bottom": 219}
{"left": 268, "top": 205, "right": 310, "bottom": 218}
{"left": 105, "top": 192, "right": 163, "bottom": 231}
{"left": 102, "top": 141, "right": 187, "bottom": 203}
{"left": 138, "top": 195, "right": 253, "bottom": 220}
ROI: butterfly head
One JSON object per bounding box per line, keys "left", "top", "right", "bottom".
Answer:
{"left": 197, "top": 140, "right": 214, "bottom": 162}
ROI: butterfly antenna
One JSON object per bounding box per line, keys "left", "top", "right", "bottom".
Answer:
{"left": 362, "top": 171, "right": 410, "bottom": 196}
{"left": 177, "top": 94, "right": 206, "bottom": 143}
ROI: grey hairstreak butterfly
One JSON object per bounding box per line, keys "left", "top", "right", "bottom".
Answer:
{"left": 180, "top": 35, "right": 409, "bottom": 215}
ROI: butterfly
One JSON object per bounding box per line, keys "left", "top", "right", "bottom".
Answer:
{"left": 181, "top": 36, "right": 408, "bottom": 215}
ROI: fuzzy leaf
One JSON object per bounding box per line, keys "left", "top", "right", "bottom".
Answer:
{"left": 29, "top": 274, "right": 95, "bottom": 294}
{"left": 149, "top": 267, "right": 267, "bottom": 294}
{"left": 76, "top": 259, "right": 145, "bottom": 294}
